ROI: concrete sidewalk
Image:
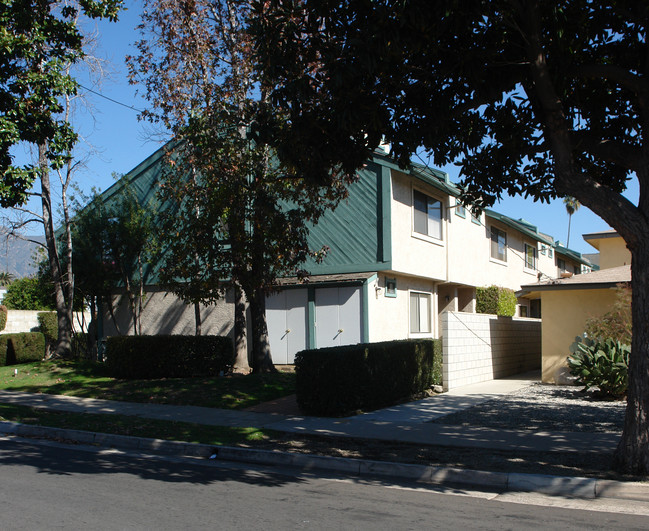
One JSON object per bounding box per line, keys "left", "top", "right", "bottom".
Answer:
{"left": 0, "top": 372, "right": 619, "bottom": 454}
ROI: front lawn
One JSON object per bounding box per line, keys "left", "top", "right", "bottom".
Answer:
{"left": 0, "top": 361, "right": 295, "bottom": 409}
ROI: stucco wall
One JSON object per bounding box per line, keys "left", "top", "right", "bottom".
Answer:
{"left": 599, "top": 238, "right": 631, "bottom": 269}
{"left": 541, "top": 288, "right": 618, "bottom": 384}
{"left": 442, "top": 311, "right": 541, "bottom": 390}
{"left": 367, "top": 273, "right": 437, "bottom": 342}
{"left": 103, "top": 287, "right": 235, "bottom": 338}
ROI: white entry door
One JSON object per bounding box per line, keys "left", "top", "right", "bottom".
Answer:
{"left": 315, "top": 286, "right": 362, "bottom": 348}
{"left": 266, "top": 289, "right": 308, "bottom": 364}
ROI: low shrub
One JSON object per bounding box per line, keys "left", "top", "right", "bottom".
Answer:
{"left": 0, "top": 332, "right": 46, "bottom": 365}
{"left": 105, "top": 335, "right": 235, "bottom": 379}
{"left": 0, "top": 305, "right": 7, "bottom": 331}
{"left": 476, "top": 286, "right": 517, "bottom": 317}
{"left": 295, "top": 339, "right": 442, "bottom": 417}
{"left": 567, "top": 335, "right": 630, "bottom": 398}
{"left": 37, "top": 311, "right": 58, "bottom": 355}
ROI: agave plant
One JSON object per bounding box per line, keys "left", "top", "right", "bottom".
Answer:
{"left": 567, "top": 335, "right": 630, "bottom": 398}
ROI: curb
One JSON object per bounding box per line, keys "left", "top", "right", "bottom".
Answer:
{"left": 1, "top": 421, "right": 647, "bottom": 501}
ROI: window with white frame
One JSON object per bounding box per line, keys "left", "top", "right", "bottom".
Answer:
{"left": 413, "top": 189, "right": 443, "bottom": 240}
{"left": 490, "top": 226, "right": 507, "bottom": 262}
{"left": 524, "top": 243, "right": 537, "bottom": 270}
{"left": 455, "top": 199, "right": 466, "bottom": 218}
{"left": 409, "top": 292, "right": 431, "bottom": 334}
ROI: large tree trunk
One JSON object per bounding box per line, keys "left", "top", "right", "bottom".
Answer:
{"left": 614, "top": 244, "right": 649, "bottom": 474}
{"left": 194, "top": 301, "right": 202, "bottom": 336}
{"left": 233, "top": 284, "right": 250, "bottom": 372}
{"left": 39, "top": 142, "right": 72, "bottom": 358}
{"left": 249, "top": 288, "right": 276, "bottom": 374}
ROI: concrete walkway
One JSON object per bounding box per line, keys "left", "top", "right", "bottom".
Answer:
{"left": 0, "top": 371, "right": 620, "bottom": 454}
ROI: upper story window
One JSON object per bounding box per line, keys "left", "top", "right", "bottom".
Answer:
{"left": 413, "top": 189, "right": 443, "bottom": 240}
{"left": 490, "top": 226, "right": 507, "bottom": 262}
{"left": 455, "top": 199, "right": 466, "bottom": 218}
{"left": 574, "top": 264, "right": 581, "bottom": 275}
{"left": 557, "top": 257, "right": 566, "bottom": 272}
{"left": 525, "top": 243, "right": 537, "bottom": 270}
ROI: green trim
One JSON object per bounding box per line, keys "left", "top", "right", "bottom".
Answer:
{"left": 384, "top": 277, "right": 397, "bottom": 297}
{"left": 362, "top": 274, "right": 377, "bottom": 342}
{"left": 307, "top": 287, "right": 316, "bottom": 349}
{"left": 455, "top": 199, "right": 466, "bottom": 218}
{"left": 379, "top": 165, "right": 392, "bottom": 263}
{"left": 305, "top": 262, "right": 391, "bottom": 275}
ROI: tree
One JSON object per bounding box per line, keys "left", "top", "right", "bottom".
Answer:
{"left": 563, "top": 197, "right": 581, "bottom": 247}
{"left": 0, "top": 0, "right": 122, "bottom": 357}
{"left": 2, "top": 275, "right": 54, "bottom": 310}
{"left": 128, "top": 0, "right": 350, "bottom": 373}
{"left": 254, "top": 1, "right": 649, "bottom": 473}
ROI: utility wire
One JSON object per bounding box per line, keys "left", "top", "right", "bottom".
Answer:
{"left": 79, "top": 83, "right": 145, "bottom": 113}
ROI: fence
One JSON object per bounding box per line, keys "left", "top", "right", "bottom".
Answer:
{"left": 441, "top": 311, "right": 541, "bottom": 390}
{"left": 1, "top": 310, "right": 91, "bottom": 335}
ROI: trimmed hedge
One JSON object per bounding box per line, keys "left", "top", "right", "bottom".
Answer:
{"left": 0, "top": 332, "right": 46, "bottom": 365}
{"left": 0, "top": 305, "right": 7, "bottom": 331}
{"left": 105, "top": 335, "right": 235, "bottom": 379}
{"left": 476, "top": 286, "right": 517, "bottom": 317}
{"left": 295, "top": 339, "right": 442, "bottom": 417}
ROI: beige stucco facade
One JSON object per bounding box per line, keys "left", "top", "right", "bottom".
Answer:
{"left": 584, "top": 230, "right": 631, "bottom": 269}
{"left": 538, "top": 288, "right": 618, "bottom": 384}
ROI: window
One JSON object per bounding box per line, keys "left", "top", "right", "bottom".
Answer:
{"left": 548, "top": 248, "right": 553, "bottom": 258}
{"left": 490, "top": 227, "right": 507, "bottom": 262}
{"left": 471, "top": 209, "right": 481, "bottom": 225}
{"left": 557, "top": 257, "right": 566, "bottom": 271}
{"left": 410, "top": 292, "right": 431, "bottom": 333}
{"left": 525, "top": 243, "right": 537, "bottom": 270}
{"left": 413, "top": 190, "right": 443, "bottom": 239}
{"left": 574, "top": 265, "right": 581, "bottom": 275}
{"left": 455, "top": 199, "right": 466, "bottom": 218}
{"left": 519, "top": 306, "right": 528, "bottom": 318}
{"left": 385, "top": 277, "right": 397, "bottom": 297}
{"left": 540, "top": 245, "right": 546, "bottom": 256}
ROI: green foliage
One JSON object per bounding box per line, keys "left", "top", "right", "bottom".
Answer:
{"left": 37, "top": 311, "right": 58, "bottom": 351}
{"left": 0, "top": 0, "right": 123, "bottom": 207}
{"left": 105, "top": 335, "right": 235, "bottom": 379}
{"left": 0, "top": 333, "right": 45, "bottom": 365}
{"left": 0, "top": 305, "right": 7, "bottom": 331}
{"left": 2, "top": 277, "right": 54, "bottom": 310}
{"left": 568, "top": 336, "right": 630, "bottom": 398}
{"left": 295, "top": 339, "right": 442, "bottom": 417}
{"left": 476, "top": 286, "right": 516, "bottom": 317}
{"left": 585, "top": 284, "right": 632, "bottom": 345}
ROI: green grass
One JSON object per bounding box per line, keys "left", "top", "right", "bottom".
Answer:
{"left": 0, "top": 361, "right": 296, "bottom": 409}
{"left": 0, "top": 403, "right": 274, "bottom": 445}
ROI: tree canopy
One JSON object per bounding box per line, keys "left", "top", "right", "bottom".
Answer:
{"left": 253, "top": 0, "right": 649, "bottom": 473}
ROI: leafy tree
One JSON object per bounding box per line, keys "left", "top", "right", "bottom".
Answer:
{"left": 254, "top": 1, "right": 649, "bottom": 473}
{"left": 0, "top": 0, "right": 122, "bottom": 357}
{"left": 3, "top": 276, "right": 54, "bottom": 310}
{"left": 563, "top": 197, "right": 581, "bottom": 247}
{"left": 73, "top": 177, "right": 156, "bottom": 337}
{"left": 128, "top": 0, "right": 350, "bottom": 373}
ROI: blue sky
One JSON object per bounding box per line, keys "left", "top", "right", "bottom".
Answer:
{"left": 7, "top": 0, "right": 635, "bottom": 257}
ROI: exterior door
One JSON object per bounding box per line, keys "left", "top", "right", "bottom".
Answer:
{"left": 315, "top": 286, "right": 362, "bottom": 348}
{"left": 266, "top": 289, "right": 308, "bottom": 364}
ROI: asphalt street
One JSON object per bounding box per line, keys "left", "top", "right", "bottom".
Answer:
{"left": 1, "top": 437, "right": 648, "bottom": 530}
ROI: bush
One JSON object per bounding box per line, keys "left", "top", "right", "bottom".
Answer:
{"left": 105, "top": 335, "right": 235, "bottom": 379}
{"left": 0, "top": 305, "right": 7, "bottom": 331}
{"left": 567, "top": 335, "right": 630, "bottom": 398}
{"left": 295, "top": 339, "right": 442, "bottom": 417}
{"left": 476, "top": 286, "right": 517, "bottom": 317}
{"left": 37, "top": 311, "right": 57, "bottom": 354}
{"left": 0, "top": 332, "right": 46, "bottom": 365}
{"left": 584, "top": 283, "right": 631, "bottom": 345}
{"left": 2, "top": 277, "right": 54, "bottom": 310}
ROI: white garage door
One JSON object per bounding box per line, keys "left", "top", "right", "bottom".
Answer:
{"left": 266, "top": 289, "right": 308, "bottom": 364}
{"left": 315, "top": 286, "right": 362, "bottom": 348}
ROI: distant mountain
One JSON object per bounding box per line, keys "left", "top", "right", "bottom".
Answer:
{"left": 0, "top": 234, "right": 46, "bottom": 278}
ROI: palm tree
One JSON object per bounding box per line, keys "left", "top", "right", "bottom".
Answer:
{"left": 563, "top": 197, "right": 581, "bottom": 247}
{"left": 0, "top": 271, "right": 13, "bottom": 286}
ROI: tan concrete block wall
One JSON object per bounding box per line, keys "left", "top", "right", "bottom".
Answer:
{"left": 1, "top": 310, "right": 91, "bottom": 335}
{"left": 442, "top": 311, "right": 541, "bottom": 390}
